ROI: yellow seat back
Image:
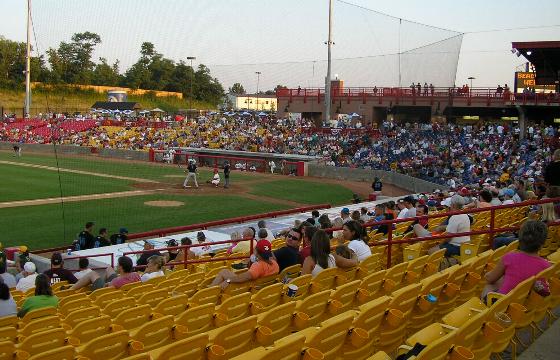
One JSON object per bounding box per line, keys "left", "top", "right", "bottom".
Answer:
{"left": 113, "top": 304, "right": 155, "bottom": 330}
{"left": 257, "top": 301, "right": 300, "bottom": 342}
{"left": 20, "top": 307, "right": 57, "bottom": 324}
{"left": 138, "top": 289, "right": 168, "bottom": 308}
{"left": 148, "top": 333, "right": 211, "bottom": 360}
{"left": 62, "top": 306, "right": 101, "bottom": 328}
{"left": 302, "top": 312, "right": 355, "bottom": 359}
{"left": 153, "top": 294, "right": 189, "bottom": 316}
{"left": 189, "top": 286, "right": 221, "bottom": 306}
{"left": 27, "top": 345, "right": 74, "bottom": 360}
{"left": 69, "top": 315, "right": 117, "bottom": 344}
{"left": 101, "top": 297, "right": 137, "bottom": 318}
{"left": 129, "top": 315, "right": 187, "bottom": 351}
{"left": 252, "top": 283, "right": 284, "bottom": 311}
{"left": 215, "top": 293, "right": 255, "bottom": 324}
{"left": 175, "top": 303, "right": 216, "bottom": 336}
{"left": 19, "top": 328, "right": 74, "bottom": 357}
{"left": 77, "top": 330, "right": 143, "bottom": 360}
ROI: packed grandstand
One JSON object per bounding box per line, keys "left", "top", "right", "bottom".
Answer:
{"left": 1, "top": 115, "right": 558, "bottom": 186}
{"left": 0, "top": 136, "right": 559, "bottom": 358}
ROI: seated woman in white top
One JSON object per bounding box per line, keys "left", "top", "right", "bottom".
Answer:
{"left": 140, "top": 255, "right": 165, "bottom": 282}
{"left": 302, "top": 230, "right": 336, "bottom": 277}
{"left": 344, "top": 220, "right": 372, "bottom": 262}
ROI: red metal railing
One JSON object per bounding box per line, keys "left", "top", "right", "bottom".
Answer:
{"left": 345, "top": 197, "right": 560, "bottom": 268}
{"left": 277, "top": 87, "right": 560, "bottom": 106}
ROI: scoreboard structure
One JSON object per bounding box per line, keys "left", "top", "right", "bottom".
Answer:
{"left": 514, "top": 72, "right": 556, "bottom": 94}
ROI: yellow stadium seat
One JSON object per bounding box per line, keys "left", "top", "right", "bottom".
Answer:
{"left": 62, "top": 306, "right": 101, "bottom": 328}
{"left": 19, "top": 307, "right": 57, "bottom": 325}
{"left": 257, "top": 301, "right": 308, "bottom": 342}
{"left": 299, "top": 312, "right": 357, "bottom": 360}
{"left": 208, "top": 315, "right": 272, "bottom": 358}
{"left": 383, "top": 262, "right": 408, "bottom": 291}
{"left": 295, "top": 289, "right": 340, "bottom": 326}
{"left": 189, "top": 286, "right": 222, "bottom": 307}
{"left": 0, "top": 328, "right": 18, "bottom": 344}
{"left": 337, "top": 266, "right": 358, "bottom": 284}
{"left": 358, "top": 270, "right": 389, "bottom": 303}
{"left": 129, "top": 315, "right": 188, "bottom": 351}
{"left": 51, "top": 281, "right": 68, "bottom": 292}
{"left": 366, "top": 351, "right": 392, "bottom": 360}
{"left": 77, "top": 330, "right": 143, "bottom": 360}
{"left": 277, "top": 264, "right": 301, "bottom": 283}
{"left": 221, "top": 280, "right": 253, "bottom": 298}
{"left": 231, "top": 333, "right": 323, "bottom": 360}
{"left": 102, "top": 297, "right": 137, "bottom": 318}
{"left": 0, "top": 341, "right": 29, "bottom": 360}
{"left": 19, "top": 316, "right": 69, "bottom": 337}
{"left": 89, "top": 287, "right": 120, "bottom": 301}
{"left": 215, "top": 293, "right": 261, "bottom": 324}
{"left": 285, "top": 274, "right": 313, "bottom": 301}
{"left": 377, "top": 283, "right": 422, "bottom": 353}
{"left": 408, "top": 272, "right": 449, "bottom": 334}
{"left": 252, "top": 274, "right": 278, "bottom": 292}
{"left": 113, "top": 304, "right": 161, "bottom": 330}
{"left": 153, "top": 294, "right": 189, "bottom": 316}
{"left": 330, "top": 280, "right": 361, "bottom": 312}
{"left": 0, "top": 317, "right": 17, "bottom": 330}
{"left": 399, "top": 331, "right": 473, "bottom": 360}
{"left": 27, "top": 345, "right": 75, "bottom": 360}
{"left": 93, "top": 290, "right": 125, "bottom": 309}
{"left": 59, "top": 297, "right": 93, "bottom": 317}
{"left": 148, "top": 333, "right": 218, "bottom": 360}
{"left": 156, "top": 278, "right": 181, "bottom": 292}
{"left": 137, "top": 288, "right": 169, "bottom": 309}
{"left": 172, "top": 281, "right": 198, "bottom": 297}
{"left": 358, "top": 254, "right": 382, "bottom": 276}
{"left": 58, "top": 292, "right": 88, "bottom": 308}
{"left": 144, "top": 274, "right": 166, "bottom": 286}
{"left": 340, "top": 295, "right": 392, "bottom": 359}
{"left": 68, "top": 315, "right": 123, "bottom": 344}
{"left": 17, "top": 328, "right": 78, "bottom": 357}
{"left": 425, "top": 248, "right": 446, "bottom": 274}
{"left": 310, "top": 267, "right": 339, "bottom": 293}
{"left": 126, "top": 284, "right": 155, "bottom": 298}
{"left": 175, "top": 303, "right": 221, "bottom": 336}
{"left": 251, "top": 283, "right": 284, "bottom": 311}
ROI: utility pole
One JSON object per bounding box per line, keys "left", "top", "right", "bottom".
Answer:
{"left": 187, "top": 56, "right": 196, "bottom": 119}
{"left": 255, "top": 71, "right": 261, "bottom": 111}
{"left": 25, "top": 0, "right": 32, "bottom": 117}
{"left": 325, "top": 0, "right": 333, "bottom": 124}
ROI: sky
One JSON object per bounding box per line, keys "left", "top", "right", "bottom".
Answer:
{"left": 1, "top": 0, "right": 559, "bottom": 90}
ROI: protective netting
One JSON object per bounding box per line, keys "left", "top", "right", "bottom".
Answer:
{"left": 30, "top": 0, "right": 463, "bottom": 91}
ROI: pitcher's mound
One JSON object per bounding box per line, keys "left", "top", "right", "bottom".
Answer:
{"left": 144, "top": 200, "right": 185, "bottom": 207}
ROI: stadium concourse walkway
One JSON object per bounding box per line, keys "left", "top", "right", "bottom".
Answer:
{"left": 518, "top": 319, "right": 560, "bottom": 359}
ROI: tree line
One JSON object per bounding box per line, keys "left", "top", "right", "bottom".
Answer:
{"left": 0, "top": 32, "right": 226, "bottom": 105}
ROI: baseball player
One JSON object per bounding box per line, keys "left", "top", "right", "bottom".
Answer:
{"left": 183, "top": 159, "right": 199, "bottom": 188}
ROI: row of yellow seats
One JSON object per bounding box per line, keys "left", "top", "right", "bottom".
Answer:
{"left": 0, "top": 251, "right": 439, "bottom": 360}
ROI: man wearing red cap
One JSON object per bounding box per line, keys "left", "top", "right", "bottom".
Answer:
{"left": 209, "top": 240, "right": 279, "bottom": 289}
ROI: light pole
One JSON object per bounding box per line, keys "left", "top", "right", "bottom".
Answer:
{"left": 325, "top": 0, "right": 334, "bottom": 124}
{"left": 187, "top": 56, "right": 196, "bottom": 119}
{"left": 255, "top": 71, "right": 261, "bottom": 111}
{"left": 468, "top": 76, "right": 475, "bottom": 94}
{"left": 25, "top": 0, "right": 32, "bottom": 117}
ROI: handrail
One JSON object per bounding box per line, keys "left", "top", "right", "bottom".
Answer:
{"left": 61, "top": 252, "right": 115, "bottom": 271}
{"left": 320, "top": 197, "right": 560, "bottom": 268}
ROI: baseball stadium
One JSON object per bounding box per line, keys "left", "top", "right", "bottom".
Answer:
{"left": 0, "top": 0, "right": 560, "bottom": 359}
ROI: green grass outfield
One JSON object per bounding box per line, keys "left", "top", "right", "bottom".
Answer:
{"left": 0, "top": 194, "right": 289, "bottom": 250}
{"left": 250, "top": 179, "right": 354, "bottom": 205}
{"left": 0, "top": 150, "right": 356, "bottom": 250}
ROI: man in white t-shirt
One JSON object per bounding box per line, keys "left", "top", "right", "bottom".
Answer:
{"left": 16, "top": 262, "right": 38, "bottom": 292}
{"left": 74, "top": 258, "right": 93, "bottom": 280}
{"left": 402, "top": 196, "right": 417, "bottom": 218}
{"left": 429, "top": 195, "right": 470, "bottom": 257}
{"left": 396, "top": 200, "right": 408, "bottom": 219}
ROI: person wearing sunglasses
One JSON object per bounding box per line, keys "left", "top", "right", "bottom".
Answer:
{"left": 273, "top": 227, "right": 303, "bottom": 272}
